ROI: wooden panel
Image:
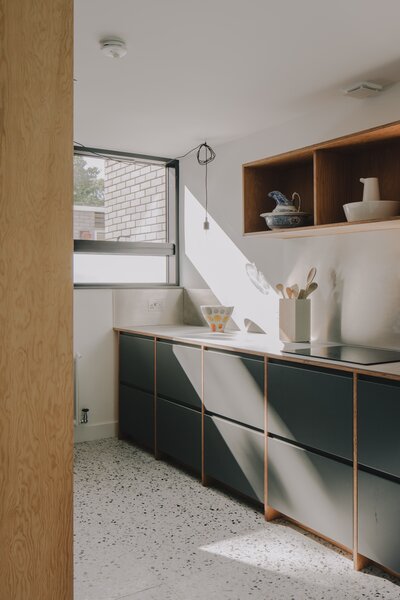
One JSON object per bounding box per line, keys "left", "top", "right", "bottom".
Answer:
{"left": 243, "top": 121, "right": 400, "bottom": 169}
{"left": 345, "top": 140, "right": 400, "bottom": 204}
{"left": 204, "top": 350, "right": 264, "bottom": 430}
{"left": 156, "top": 341, "right": 201, "bottom": 410}
{"left": 268, "top": 438, "right": 353, "bottom": 549}
{"left": 358, "top": 470, "right": 400, "bottom": 575}
{"left": 119, "top": 334, "right": 154, "bottom": 393}
{"left": 314, "top": 150, "right": 350, "bottom": 224}
{"left": 204, "top": 414, "right": 264, "bottom": 503}
{"left": 244, "top": 159, "right": 314, "bottom": 233}
{"left": 0, "top": 1, "right": 73, "bottom": 599}
{"left": 321, "top": 121, "right": 400, "bottom": 152}
{"left": 119, "top": 385, "right": 154, "bottom": 449}
{"left": 157, "top": 397, "right": 201, "bottom": 472}
{"left": 358, "top": 377, "right": 400, "bottom": 479}
{"left": 243, "top": 216, "right": 400, "bottom": 238}
{"left": 267, "top": 362, "right": 353, "bottom": 460}
{"left": 243, "top": 166, "right": 278, "bottom": 233}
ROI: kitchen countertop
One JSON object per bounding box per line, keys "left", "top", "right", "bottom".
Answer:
{"left": 114, "top": 325, "right": 400, "bottom": 381}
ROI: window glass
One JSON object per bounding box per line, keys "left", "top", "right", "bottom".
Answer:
{"left": 73, "top": 155, "right": 167, "bottom": 243}
{"left": 73, "top": 254, "right": 167, "bottom": 285}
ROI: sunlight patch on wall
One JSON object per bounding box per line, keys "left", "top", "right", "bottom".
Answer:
{"left": 184, "top": 187, "right": 279, "bottom": 336}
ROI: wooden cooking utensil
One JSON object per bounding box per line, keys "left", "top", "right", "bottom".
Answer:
{"left": 304, "top": 282, "right": 318, "bottom": 298}
{"left": 275, "top": 283, "right": 286, "bottom": 299}
{"left": 306, "top": 267, "right": 317, "bottom": 287}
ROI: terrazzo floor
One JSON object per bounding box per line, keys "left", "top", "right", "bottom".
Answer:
{"left": 74, "top": 438, "right": 400, "bottom": 600}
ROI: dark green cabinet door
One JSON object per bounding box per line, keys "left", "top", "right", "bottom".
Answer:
{"left": 156, "top": 341, "right": 201, "bottom": 410}
{"left": 268, "top": 362, "right": 353, "bottom": 460}
{"left": 204, "top": 414, "right": 264, "bottom": 503}
{"left": 119, "top": 334, "right": 154, "bottom": 392}
{"left": 157, "top": 397, "right": 201, "bottom": 472}
{"left": 268, "top": 437, "right": 353, "bottom": 548}
{"left": 359, "top": 469, "right": 400, "bottom": 574}
{"left": 119, "top": 384, "right": 154, "bottom": 449}
{"left": 204, "top": 350, "right": 264, "bottom": 430}
{"left": 358, "top": 377, "right": 400, "bottom": 479}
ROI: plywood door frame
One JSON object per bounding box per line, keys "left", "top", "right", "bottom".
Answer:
{"left": 0, "top": 1, "right": 73, "bottom": 597}
{"left": 264, "top": 355, "right": 281, "bottom": 521}
{"left": 154, "top": 336, "right": 159, "bottom": 458}
{"left": 201, "top": 345, "right": 209, "bottom": 486}
{"left": 353, "top": 372, "right": 370, "bottom": 571}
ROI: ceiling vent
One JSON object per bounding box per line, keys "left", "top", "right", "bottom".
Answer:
{"left": 344, "top": 81, "right": 383, "bottom": 99}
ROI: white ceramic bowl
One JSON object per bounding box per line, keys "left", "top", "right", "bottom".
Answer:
{"left": 200, "top": 305, "right": 234, "bottom": 333}
{"left": 343, "top": 200, "right": 400, "bottom": 222}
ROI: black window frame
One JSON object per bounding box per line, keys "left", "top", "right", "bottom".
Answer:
{"left": 73, "top": 145, "right": 179, "bottom": 288}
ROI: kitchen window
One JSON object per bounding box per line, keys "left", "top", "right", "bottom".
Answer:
{"left": 73, "top": 147, "right": 178, "bottom": 286}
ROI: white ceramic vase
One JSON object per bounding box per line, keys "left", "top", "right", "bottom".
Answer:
{"left": 279, "top": 299, "right": 311, "bottom": 343}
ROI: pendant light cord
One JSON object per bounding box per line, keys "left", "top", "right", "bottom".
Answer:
{"left": 194, "top": 142, "right": 216, "bottom": 229}
{"left": 168, "top": 141, "right": 216, "bottom": 229}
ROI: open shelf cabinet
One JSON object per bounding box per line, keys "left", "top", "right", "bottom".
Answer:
{"left": 243, "top": 121, "right": 400, "bottom": 238}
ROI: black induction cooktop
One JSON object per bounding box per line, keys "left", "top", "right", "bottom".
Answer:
{"left": 283, "top": 344, "right": 400, "bottom": 365}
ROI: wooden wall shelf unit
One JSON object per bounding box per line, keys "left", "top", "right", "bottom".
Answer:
{"left": 243, "top": 121, "right": 400, "bottom": 238}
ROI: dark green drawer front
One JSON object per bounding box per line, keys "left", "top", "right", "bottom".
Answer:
{"left": 268, "top": 362, "right": 353, "bottom": 460}
{"left": 119, "top": 384, "right": 154, "bottom": 449}
{"left": 119, "top": 334, "right": 154, "bottom": 392}
{"left": 157, "top": 397, "right": 201, "bottom": 472}
{"left": 358, "top": 378, "right": 400, "bottom": 479}
{"left": 156, "top": 341, "right": 201, "bottom": 410}
{"left": 359, "top": 470, "right": 400, "bottom": 573}
{"left": 268, "top": 437, "right": 353, "bottom": 548}
{"left": 204, "top": 350, "right": 264, "bottom": 430}
{"left": 204, "top": 414, "right": 264, "bottom": 503}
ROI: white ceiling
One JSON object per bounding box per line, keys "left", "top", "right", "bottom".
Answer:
{"left": 74, "top": 0, "right": 400, "bottom": 157}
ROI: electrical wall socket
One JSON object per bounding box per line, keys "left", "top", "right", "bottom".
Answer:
{"left": 148, "top": 299, "right": 163, "bottom": 312}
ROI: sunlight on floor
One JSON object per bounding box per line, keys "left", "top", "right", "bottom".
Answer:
{"left": 199, "top": 524, "right": 352, "bottom": 584}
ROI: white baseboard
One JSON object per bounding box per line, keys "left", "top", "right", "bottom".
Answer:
{"left": 74, "top": 420, "right": 118, "bottom": 443}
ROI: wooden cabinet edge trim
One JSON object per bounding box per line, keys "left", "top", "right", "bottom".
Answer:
{"left": 264, "top": 356, "right": 268, "bottom": 519}
{"left": 114, "top": 329, "right": 400, "bottom": 383}
{"left": 265, "top": 506, "right": 281, "bottom": 521}
{"left": 352, "top": 374, "right": 364, "bottom": 570}
{"left": 201, "top": 345, "right": 208, "bottom": 486}
{"left": 243, "top": 218, "right": 400, "bottom": 239}
{"left": 243, "top": 120, "right": 400, "bottom": 168}
{"left": 153, "top": 336, "right": 158, "bottom": 458}
{"left": 354, "top": 553, "right": 370, "bottom": 572}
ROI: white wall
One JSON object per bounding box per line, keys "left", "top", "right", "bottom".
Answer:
{"left": 179, "top": 86, "right": 400, "bottom": 348}
{"left": 74, "top": 289, "right": 117, "bottom": 442}
{"left": 73, "top": 287, "right": 188, "bottom": 442}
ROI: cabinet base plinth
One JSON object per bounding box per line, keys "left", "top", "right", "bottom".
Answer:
{"left": 354, "top": 553, "right": 370, "bottom": 571}
{"left": 202, "top": 474, "right": 210, "bottom": 487}
{"left": 265, "top": 506, "right": 281, "bottom": 521}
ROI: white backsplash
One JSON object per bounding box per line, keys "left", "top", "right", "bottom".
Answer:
{"left": 113, "top": 288, "right": 184, "bottom": 327}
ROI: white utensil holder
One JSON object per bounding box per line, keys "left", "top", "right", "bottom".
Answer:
{"left": 279, "top": 299, "right": 311, "bottom": 342}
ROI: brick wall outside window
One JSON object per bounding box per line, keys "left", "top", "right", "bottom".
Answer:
{"left": 104, "top": 161, "right": 166, "bottom": 242}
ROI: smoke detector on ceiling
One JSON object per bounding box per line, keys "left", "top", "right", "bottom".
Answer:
{"left": 344, "top": 81, "right": 383, "bottom": 99}
{"left": 100, "top": 38, "right": 127, "bottom": 59}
